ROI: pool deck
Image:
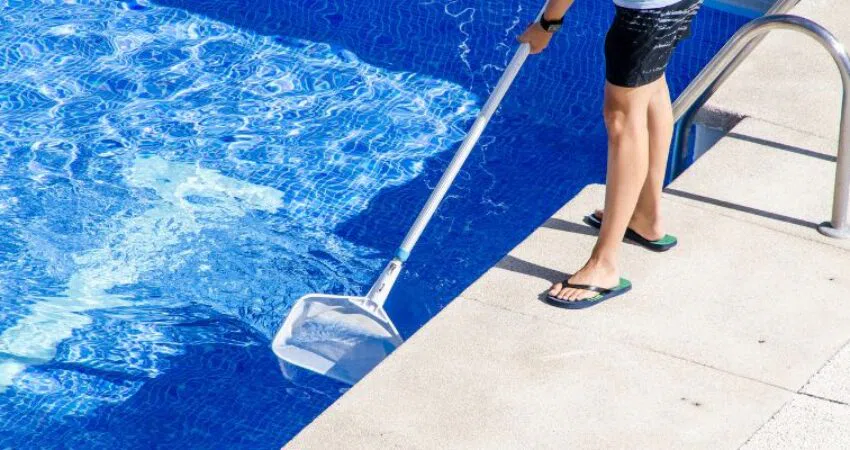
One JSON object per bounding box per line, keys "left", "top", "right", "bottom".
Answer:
{"left": 286, "top": 0, "right": 850, "bottom": 448}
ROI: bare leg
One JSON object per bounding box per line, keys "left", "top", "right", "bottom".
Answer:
{"left": 593, "top": 75, "right": 674, "bottom": 241}
{"left": 550, "top": 79, "right": 660, "bottom": 300}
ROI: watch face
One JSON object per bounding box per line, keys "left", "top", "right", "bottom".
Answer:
{"left": 540, "top": 20, "right": 561, "bottom": 32}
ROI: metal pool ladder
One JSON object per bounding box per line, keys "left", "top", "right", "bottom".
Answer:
{"left": 668, "top": 7, "right": 850, "bottom": 238}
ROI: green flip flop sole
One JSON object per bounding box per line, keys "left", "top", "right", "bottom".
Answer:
{"left": 584, "top": 213, "right": 677, "bottom": 252}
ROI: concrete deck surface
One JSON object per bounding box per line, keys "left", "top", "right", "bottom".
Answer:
{"left": 287, "top": 0, "right": 850, "bottom": 447}
{"left": 288, "top": 179, "right": 849, "bottom": 449}
{"left": 707, "top": 0, "right": 849, "bottom": 143}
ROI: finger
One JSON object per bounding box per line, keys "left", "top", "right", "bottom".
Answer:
{"left": 517, "top": 31, "right": 532, "bottom": 44}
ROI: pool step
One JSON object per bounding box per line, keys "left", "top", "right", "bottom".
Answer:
{"left": 670, "top": 118, "right": 849, "bottom": 251}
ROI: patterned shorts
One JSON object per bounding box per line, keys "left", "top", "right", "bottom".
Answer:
{"left": 604, "top": 0, "right": 703, "bottom": 88}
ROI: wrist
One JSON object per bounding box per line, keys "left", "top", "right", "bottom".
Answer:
{"left": 538, "top": 14, "right": 564, "bottom": 33}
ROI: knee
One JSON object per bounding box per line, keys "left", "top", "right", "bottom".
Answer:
{"left": 603, "top": 102, "right": 629, "bottom": 138}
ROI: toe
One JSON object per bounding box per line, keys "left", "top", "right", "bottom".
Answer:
{"left": 549, "top": 282, "right": 563, "bottom": 296}
{"left": 569, "top": 288, "right": 594, "bottom": 301}
{"left": 578, "top": 289, "right": 596, "bottom": 301}
{"left": 593, "top": 209, "right": 604, "bottom": 220}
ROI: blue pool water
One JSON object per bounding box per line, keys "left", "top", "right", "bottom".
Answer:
{"left": 0, "top": 0, "right": 746, "bottom": 447}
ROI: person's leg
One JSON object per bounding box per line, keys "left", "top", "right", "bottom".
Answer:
{"left": 595, "top": 75, "right": 674, "bottom": 241}
{"left": 639, "top": 75, "right": 675, "bottom": 234}
{"left": 549, "top": 78, "right": 660, "bottom": 301}
{"left": 547, "top": 0, "right": 703, "bottom": 302}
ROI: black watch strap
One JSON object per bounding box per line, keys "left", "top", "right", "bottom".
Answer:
{"left": 539, "top": 15, "right": 564, "bottom": 33}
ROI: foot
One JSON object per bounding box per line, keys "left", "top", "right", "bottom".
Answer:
{"left": 549, "top": 258, "right": 620, "bottom": 301}
{"left": 593, "top": 209, "right": 665, "bottom": 241}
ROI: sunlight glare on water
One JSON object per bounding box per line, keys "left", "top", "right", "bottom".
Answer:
{"left": 0, "top": 0, "right": 476, "bottom": 425}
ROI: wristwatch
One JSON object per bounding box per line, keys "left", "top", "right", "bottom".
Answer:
{"left": 538, "top": 15, "right": 564, "bottom": 33}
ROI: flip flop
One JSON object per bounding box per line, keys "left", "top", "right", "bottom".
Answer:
{"left": 583, "top": 212, "right": 677, "bottom": 252}
{"left": 546, "top": 278, "right": 632, "bottom": 309}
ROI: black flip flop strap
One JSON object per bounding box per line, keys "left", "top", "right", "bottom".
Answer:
{"left": 588, "top": 212, "right": 670, "bottom": 248}
{"left": 563, "top": 281, "right": 613, "bottom": 295}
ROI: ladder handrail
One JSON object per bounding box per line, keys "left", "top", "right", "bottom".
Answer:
{"left": 668, "top": 14, "right": 850, "bottom": 239}
{"left": 672, "top": 0, "right": 801, "bottom": 119}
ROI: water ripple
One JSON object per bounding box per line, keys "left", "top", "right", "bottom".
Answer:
{"left": 0, "top": 0, "right": 477, "bottom": 424}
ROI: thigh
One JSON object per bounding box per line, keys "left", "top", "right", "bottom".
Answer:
{"left": 603, "top": 78, "right": 662, "bottom": 114}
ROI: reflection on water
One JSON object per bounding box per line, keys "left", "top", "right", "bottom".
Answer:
{"left": 0, "top": 0, "right": 476, "bottom": 442}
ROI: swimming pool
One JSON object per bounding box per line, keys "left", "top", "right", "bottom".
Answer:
{"left": 0, "top": 0, "right": 746, "bottom": 447}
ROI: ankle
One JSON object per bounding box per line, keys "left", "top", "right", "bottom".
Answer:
{"left": 632, "top": 208, "right": 661, "bottom": 224}
{"left": 586, "top": 253, "right": 618, "bottom": 273}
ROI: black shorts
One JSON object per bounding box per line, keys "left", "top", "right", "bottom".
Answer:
{"left": 604, "top": 0, "right": 703, "bottom": 88}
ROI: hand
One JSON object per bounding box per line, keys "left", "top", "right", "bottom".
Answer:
{"left": 517, "top": 22, "right": 553, "bottom": 54}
